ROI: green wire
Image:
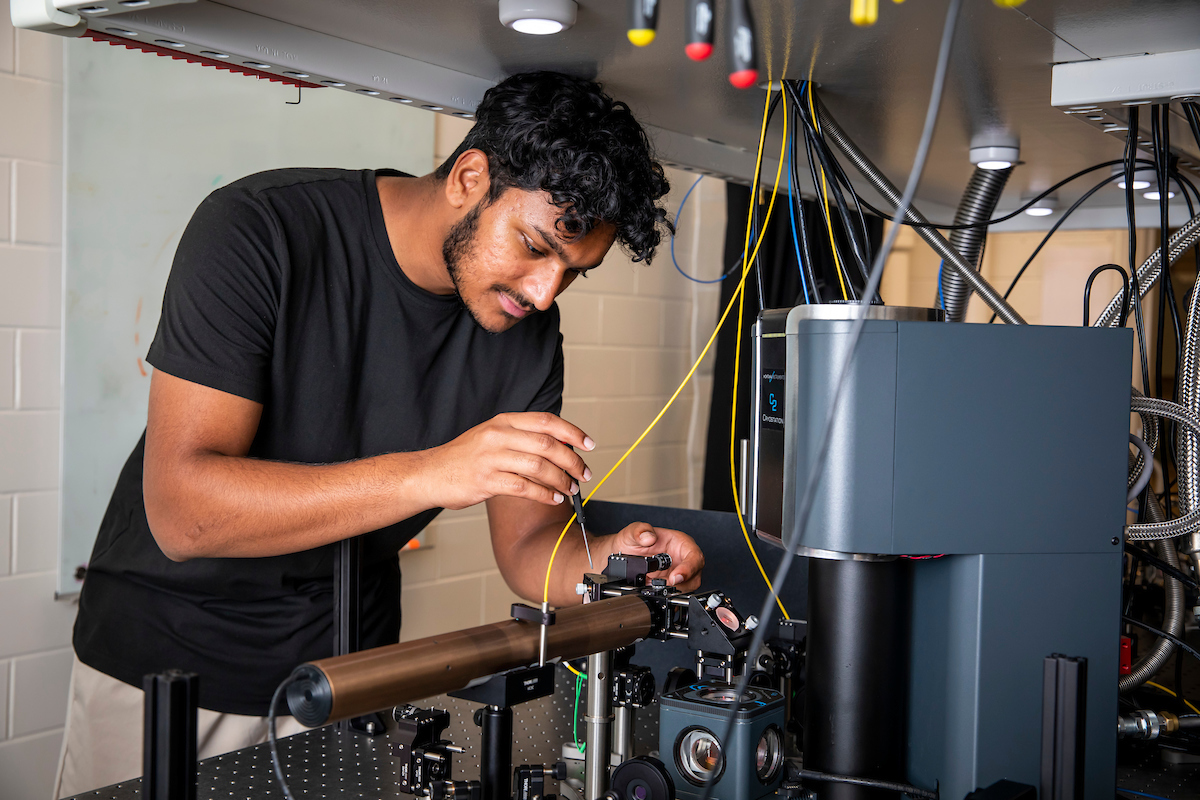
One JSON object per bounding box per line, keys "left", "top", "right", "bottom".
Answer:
{"left": 573, "top": 672, "right": 587, "bottom": 753}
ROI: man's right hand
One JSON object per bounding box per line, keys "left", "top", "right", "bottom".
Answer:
{"left": 422, "top": 412, "right": 594, "bottom": 510}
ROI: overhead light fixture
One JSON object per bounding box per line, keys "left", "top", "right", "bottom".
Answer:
{"left": 1024, "top": 195, "right": 1057, "bottom": 217}
{"left": 969, "top": 133, "right": 1019, "bottom": 171}
{"left": 1143, "top": 188, "right": 1175, "bottom": 201}
{"left": 499, "top": 0, "right": 577, "bottom": 35}
{"left": 1112, "top": 165, "right": 1154, "bottom": 191}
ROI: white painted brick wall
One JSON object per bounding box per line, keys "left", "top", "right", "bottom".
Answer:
{"left": 0, "top": 14, "right": 72, "bottom": 799}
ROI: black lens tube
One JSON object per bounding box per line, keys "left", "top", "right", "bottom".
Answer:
{"left": 804, "top": 558, "right": 911, "bottom": 800}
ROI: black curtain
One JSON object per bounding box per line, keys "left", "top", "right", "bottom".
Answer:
{"left": 701, "top": 182, "right": 884, "bottom": 512}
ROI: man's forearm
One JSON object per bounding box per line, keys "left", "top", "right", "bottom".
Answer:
{"left": 144, "top": 450, "right": 435, "bottom": 561}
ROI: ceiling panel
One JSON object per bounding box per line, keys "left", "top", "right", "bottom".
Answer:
{"left": 94, "top": 0, "right": 1200, "bottom": 223}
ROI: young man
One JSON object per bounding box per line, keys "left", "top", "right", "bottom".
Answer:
{"left": 57, "top": 71, "right": 705, "bottom": 797}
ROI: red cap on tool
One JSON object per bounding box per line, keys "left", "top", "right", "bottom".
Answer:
{"left": 685, "top": 41, "right": 713, "bottom": 60}
{"left": 728, "top": 68, "right": 758, "bottom": 89}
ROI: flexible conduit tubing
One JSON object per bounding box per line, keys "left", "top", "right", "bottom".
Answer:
{"left": 941, "top": 166, "right": 1013, "bottom": 322}
{"left": 812, "top": 96, "right": 1026, "bottom": 325}
{"left": 1094, "top": 214, "right": 1200, "bottom": 329}
{"left": 1119, "top": 491, "right": 1185, "bottom": 693}
{"left": 1127, "top": 394, "right": 1200, "bottom": 539}
{"left": 1176, "top": 219, "right": 1200, "bottom": 556}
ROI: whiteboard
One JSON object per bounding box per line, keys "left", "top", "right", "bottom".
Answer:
{"left": 61, "top": 39, "right": 436, "bottom": 594}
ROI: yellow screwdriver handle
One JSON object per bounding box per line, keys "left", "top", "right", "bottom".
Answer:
{"left": 851, "top": 0, "right": 878, "bottom": 26}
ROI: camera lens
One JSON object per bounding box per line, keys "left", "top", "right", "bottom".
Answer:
{"left": 676, "top": 728, "right": 724, "bottom": 785}
{"left": 755, "top": 725, "right": 783, "bottom": 782}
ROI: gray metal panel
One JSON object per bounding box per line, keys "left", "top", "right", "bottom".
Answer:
{"left": 907, "top": 555, "right": 985, "bottom": 797}
{"left": 907, "top": 552, "right": 1120, "bottom": 800}
{"left": 974, "top": 553, "right": 1121, "bottom": 799}
{"left": 891, "top": 324, "right": 1132, "bottom": 555}
{"left": 784, "top": 319, "right": 898, "bottom": 556}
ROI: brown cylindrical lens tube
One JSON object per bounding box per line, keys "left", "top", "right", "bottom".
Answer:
{"left": 290, "top": 595, "right": 653, "bottom": 726}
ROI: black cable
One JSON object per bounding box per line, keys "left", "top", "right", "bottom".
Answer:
{"left": 749, "top": 91, "right": 784, "bottom": 314}
{"left": 696, "top": 2, "right": 963, "bottom": 799}
{"left": 1084, "top": 265, "right": 1130, "bottom": 327}
{"left": 788, "top": 102, "right": 822, "bottom": 301}
{"left": 855, "top": 159, "right": 1157, "bottom": 230}
{"left": 1152, "top": 107, "right": 1182, "bottom": 517}
{"left": 269, "top": 669, "right": 304, "bottom": 800}
{"left": 1126, "top": 107, "right": 1153, "bottom": 398}
{"left": 789, "top": 82, "right": 875, "bottom": 292}
{"left": 1124, "top": 542, "right": 1200, "bottom": 590}
{"left": 801, "top": 109, "right": 859, "bottom": 300}
{"left": 987, "top": 174, "right": 1119, "bottom": 323}
{"left": 794, "top": 768, "right": 938, "bottom": 800}
{"left": 1184, "top": 102, "right": 1200, "bottom": 153}
{"left": 1123, "top": 615, "right": 1200, "bottom": 663}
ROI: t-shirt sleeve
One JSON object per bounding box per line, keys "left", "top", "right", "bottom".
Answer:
{"left": 146, "top": 186, "right": 281, "bottom": 403}
{"left": 526, "top": 332, "right": 564, "bottom": 416}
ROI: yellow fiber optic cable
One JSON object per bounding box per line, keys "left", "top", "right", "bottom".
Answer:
{"left": 543, "top": 87, "right": 790, "bottom": 611}
{"left": 728, "top": 89, "right": 790, "bottom": 619}
{"left": 1145, "top": 680, "right": 1200, "bottom": 716}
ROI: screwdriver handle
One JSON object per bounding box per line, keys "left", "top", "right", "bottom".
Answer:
{"left": 628, "top": 0, "right": 660, "bottom": 47}
{"left": 851, "top": 0, "right": 878, "bottom": 26}
{"left": 685, "top": 0, "right": 716, "bottom": 61}
{"left": 727, "top": 0, "right": 759, "bottom": 89}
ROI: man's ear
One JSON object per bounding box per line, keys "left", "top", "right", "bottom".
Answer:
{"left": 444, "top": 149, "right": 490, "bottom": 210}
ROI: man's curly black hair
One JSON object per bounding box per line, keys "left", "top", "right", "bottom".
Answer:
{"left": 434, "top": 71, "right": 672, "bottom": 263}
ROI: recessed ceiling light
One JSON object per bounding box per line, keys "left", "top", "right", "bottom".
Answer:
{"left": 1024, "top": 195, "right": 1057, "bottom": 217}
{"left": 106, "top": 27, "right": 136, "bottom": 36}
{"left": 200, "top": 50, "right": 229, "bottom": 59}
{"left": 244, "top": 61, "right": 272, "bottom": 69}
{"left": 283, "top": 71, "right": 310, "bottom": 79}
{"left": 1143, "top": 189, "right": 1175, "bottom": 201}
{"left": 388, "top": 97, "right": 414, "bottom": 104}
{"left": 498, "top": 0, "right": 577, "bottom": 35}
{"left": 155, "top": 39, "right": 186, "bottom": 48}
{"left": 1113, "top": 165, "right": 1155, "bottom": 191}
{"left": 322, "top": 80, "right": 346, "bottom": 87}
{"left": 969, "top": 133, "right": 1019, "bottom": 171}
{"left": 422, "top": 105, "right": 444, "bottom": 111}
{"left": 357, "top": 89, "right": 381, "bottom": 96}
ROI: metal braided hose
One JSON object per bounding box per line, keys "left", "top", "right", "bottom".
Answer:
{"left": 941, "top": 166, "right": 1013, "bottom": 322}
{"left": 1094, "top": 214, "right": 1200, "bottom": 329}
{"left": 1127, "top": 394, "right": 1200, "bottom": 539}
{"left": 1120, "top": 491, "right": 1185, "bottom": 693}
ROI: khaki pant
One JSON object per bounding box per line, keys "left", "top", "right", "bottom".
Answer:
{"left": 54, "top": 654, "right": 308, "bottom": 799}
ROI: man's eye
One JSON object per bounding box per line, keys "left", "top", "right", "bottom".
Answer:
{"left": 524, "top": 238, "right": 543, "bottom": 256}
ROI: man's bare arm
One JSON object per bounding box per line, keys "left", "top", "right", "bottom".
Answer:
{"left": 143, "top": 369, "right": 592, "bottom": 561}
{"left": 487, "top": 494, "right": 704, "bottom": 607}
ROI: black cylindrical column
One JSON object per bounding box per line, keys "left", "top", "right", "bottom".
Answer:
{"left": 478, "top": 705, "right": 513, "bottom": 800}
{"left": 803, "top": 558, "right": 911, "bottom": 800}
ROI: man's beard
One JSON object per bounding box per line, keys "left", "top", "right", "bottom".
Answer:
{"left": 442, "top": 200, "right": 534, "bottom": 333}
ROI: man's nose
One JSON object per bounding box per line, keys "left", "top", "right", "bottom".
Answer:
{"left": 522, "top": 263, "right": 569, "bottom": 311}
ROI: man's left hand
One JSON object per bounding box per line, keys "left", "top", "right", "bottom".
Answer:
{"left": 601, "top": 522, "right": 704, "bottom": 592}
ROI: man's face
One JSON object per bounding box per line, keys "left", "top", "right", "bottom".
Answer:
{"left": 443, "top": 187, "right": 617, "bottom": 334}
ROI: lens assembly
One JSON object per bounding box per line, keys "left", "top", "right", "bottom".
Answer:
{"left": 754, "top": 725, "right": 783, "bottom": 783}
{"left": 676, "top": 727, "right": 725, "bottom": 785}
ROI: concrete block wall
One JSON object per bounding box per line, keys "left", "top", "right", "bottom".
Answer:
{"left": 0, "top": 16, "right": 77, "bottom": 800}
{"left": 399, "top": 119, "right": 728, "bottom": 640}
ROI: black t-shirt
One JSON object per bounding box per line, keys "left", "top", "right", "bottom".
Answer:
{"left": 73, "top": 168, "right": 564, "bottom": 715}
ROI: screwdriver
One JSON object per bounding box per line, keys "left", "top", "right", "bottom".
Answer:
{"left": 628, "top": 0, "right": 659, "bottom": 47}
{"left": 727, "top": 0, "right": 759, "bottom": 89}
{"left": 572, "top": 490, "right": 593, "bottom": 570}
{"left": 685, "top": 0, "right": 715, "bottom": 61}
